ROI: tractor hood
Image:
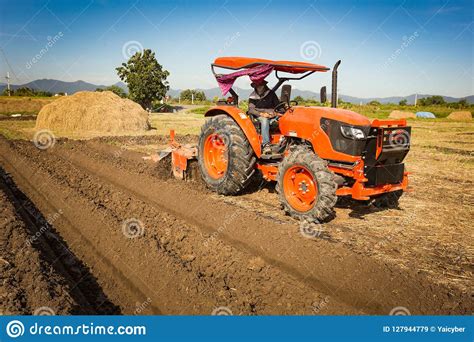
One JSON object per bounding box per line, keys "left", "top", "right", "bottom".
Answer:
{"left": 302, "top": 106, "right": 371, "bottom": 127}
{"left": 278, "top": 106, "right": 372, "bottom": 162}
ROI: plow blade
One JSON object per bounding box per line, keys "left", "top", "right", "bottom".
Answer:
{"left": 145, "top": 130, "right": 198, "bottom": 180}
{"left": 157, "top": 147, "right": 173, "bottom": 161}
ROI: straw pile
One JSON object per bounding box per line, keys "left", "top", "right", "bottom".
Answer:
{"left": 447, "top": 111, "right": 472, "bottom": 121}
{"left": 388, "top": 110, "right": 416, "bottom": 119}
{"left": 35, "top": 91, "right": 150, "bottom": 133}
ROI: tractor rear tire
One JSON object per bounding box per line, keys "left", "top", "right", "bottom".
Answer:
{"left": 277, "top": 145, "right": 337, "bottom": 222}
{"left": 198, "top": 114, "right": 257, "bottom": 195}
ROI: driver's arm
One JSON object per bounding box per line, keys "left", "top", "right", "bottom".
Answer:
{"left": 248, "top": 100, "right": 260, "bottom": 116}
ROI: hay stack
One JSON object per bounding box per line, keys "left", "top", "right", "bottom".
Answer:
{"left": 447, "top": 111, "right": 472, "bottom": 121}
{"left": 389, "top": 110, "right": 416, "bottom": 119}
{"left": 35, "top": 91, "right": 150, "bottom": 134}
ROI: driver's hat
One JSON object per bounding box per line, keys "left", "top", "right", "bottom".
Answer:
{"left": 250, "top": 80, "right": 268, "bottom": 88}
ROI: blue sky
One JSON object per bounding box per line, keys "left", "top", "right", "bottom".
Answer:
{"left": 0, "top": 0, "right": 472, "bottom": 97}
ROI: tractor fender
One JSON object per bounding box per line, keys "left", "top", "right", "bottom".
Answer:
{"left": 205, "top": 106, "right": 262, "bottom": 157}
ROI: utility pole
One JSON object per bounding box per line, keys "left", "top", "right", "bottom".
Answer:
{"left": 6, "top": 72, "right": 11, "bottom": 96}
{"left": 414, "top": 93, "right": 417, "bottom": 107}
{"left": 191, "top": 92, "right": 194, "bottom": 105}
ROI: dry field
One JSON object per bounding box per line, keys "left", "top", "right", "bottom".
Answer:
{"left": 0, "top": 96, "right": 55, "bottom": 115}
{"left": 0, "top": 111, "right": 472, "bottom": 315}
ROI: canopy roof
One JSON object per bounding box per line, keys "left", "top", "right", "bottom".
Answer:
{"left": 213, "top": 57, "right": 329, "bottom": 74}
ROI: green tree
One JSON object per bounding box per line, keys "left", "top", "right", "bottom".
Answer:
{"left": 368, "top": 100, "right": 381, "bottom": 106}
{"left": 419, "top": 95, "right": 446, "bottom": 106}
{"left": 116, "top": 49, "right": 169, "bottom": 109}
{"left": 14, "top": 87, "right": 35, "bottom": 96}
{"left": 399, "top": 99, "right": 408, "bottom": 106}
{"left": 458, "top": 98, "right": 468, "bottom": 108}
{"left": 294, "top": 95, "right": 305, "bottom": 103}
{"left": 96, "top": 85, "right": 127, "bottom": 98}
{"left": 180, "top": 89, "right": 206, "bottom": 102}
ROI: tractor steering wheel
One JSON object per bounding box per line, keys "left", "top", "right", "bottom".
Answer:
{"left": 274, "top": 101, "right": 289, "bottom": 114}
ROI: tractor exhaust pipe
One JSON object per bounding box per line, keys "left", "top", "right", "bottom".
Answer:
{"left": 331, "top": 60, "right": 341, "bottom": 108}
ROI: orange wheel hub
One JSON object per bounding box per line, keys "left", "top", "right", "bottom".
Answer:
{"left": 203, "top": 133, "right": 228, "bottom": 179}
{"left": 283, "top": 165, "right": 317, "bottom": 212}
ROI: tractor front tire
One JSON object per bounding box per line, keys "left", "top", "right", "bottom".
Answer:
{"left": 277, "top": 145, "right": 337, "bottom": 222}
{"left": 198, "top": 114, "right": 256, "bottom": 195}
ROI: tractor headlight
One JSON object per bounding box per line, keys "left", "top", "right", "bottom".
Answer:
{"left": 340, "top": 125, "right": 366, "bottom": 140}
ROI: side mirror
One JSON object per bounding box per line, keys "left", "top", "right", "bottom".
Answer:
{"left": 320, "top": 86, "right": 327, "bottom": 104}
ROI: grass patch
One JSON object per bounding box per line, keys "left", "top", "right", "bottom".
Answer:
{"left": 149, "top": 112, "right": 205, "bottom": 135}
{"left": 188, "top": 106, "right": 210, "bottom": 115}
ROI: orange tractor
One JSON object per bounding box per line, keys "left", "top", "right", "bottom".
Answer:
{"left": 162, "top": 57, "right": 410, "bottom": 222}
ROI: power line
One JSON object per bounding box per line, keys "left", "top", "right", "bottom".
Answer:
{"left": 0, "top": 47, "right": 20, "bottom": 82}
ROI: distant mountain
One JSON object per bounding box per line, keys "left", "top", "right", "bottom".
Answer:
{"left": 170, "top": 87, "right": 474, "bottom": 105}
{"left": 1, "top": 79, "right": 471, "bottom": 104}
{"left": 0, "top": 79, "right": 128, "bottom": 95}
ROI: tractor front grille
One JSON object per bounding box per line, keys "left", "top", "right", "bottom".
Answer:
{"left": 362, "top": 125, "right": 411, "bottom": 186}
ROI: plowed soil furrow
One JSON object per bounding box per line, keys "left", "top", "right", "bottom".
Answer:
{"left": 0, "top": 166, "right": 118, "bottom": 315}
{"left": 0, "top": 137, "right": 472, "bottom": 315}
{"left": 0, "top": 138, "right": 359, "bottom": 314}
{"left": 61, "top": 139, "right": 473, "bottom": 314}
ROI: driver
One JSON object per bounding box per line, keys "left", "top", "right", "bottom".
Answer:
{"left": 248, "top": 80, "right": 280, "bottom": 155}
